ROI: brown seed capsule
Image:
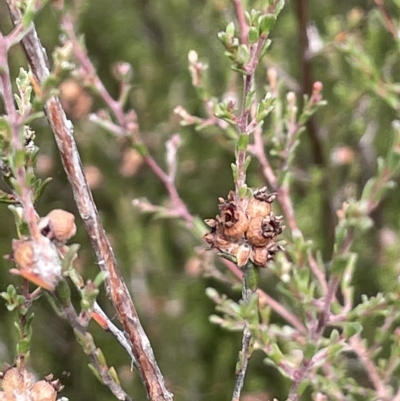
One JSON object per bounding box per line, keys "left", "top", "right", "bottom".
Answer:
{"left": 266, "top": 241, "right": 283, "bottom": 259}
{"left": 12, "top": 240, "right": 35, "bottom": 270}
{"left": 246, "top": 216, "right": 271, "bottom": 247}
{"left": 267, "top": 214, "right": 284, "bottom": 237}
{"left": 39, "top": 209, "right": 76, "bottom": 242}
{"left": 252, "top": 246, "right": 269, "bottom": 267}
{"left": 246, "top": 188, "right": 276, "bottom": 219}
{"left": 203, "top": 231, "right": 233, "bottom": 253}
{"left": 222, "top": 208, "right": 249, "bottom": 239}
{"left": 30, "top": 380, "right": 57, "bottom": 401}
{"left": 1, "top": 367, "right": 58, "bottom": 401}
{"left": 1, "top": 367, "right": 28, "bottom": 395}
{"left": 214, "top": 236, "right": 234, "bottom": 253}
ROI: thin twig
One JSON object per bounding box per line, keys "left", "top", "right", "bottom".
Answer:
{"left": 231, "top": 324, "right": 252, "bottom": 401}
{"left": 0, "top": 32, "right": 39, "bottom": 238}
{"left": 293, "top": 0, "right": 324, "bottom": 166}
{"left": 307, "top": 250, "right": 328, "bottom": 295}
{"left": 222, "top": 259, "right": 307, "bottom": 335}
{"left": 93, "top": 302, "right": 139, "bottom": 370}
{"left": 231, "top": 0, "right": 248, "bottom": 46}
{"left": 315, "top": 275, "right": 339, "bottom": 338}
{"left": 349, "top": 335, "right": 388, "bottom": 399}
{"left": 60, "top": 301, "right": 133, "bottom": 401}
{"left": 60, "top": 16, "right": 127, "bottom": 128}
{"left": 5, "top": 3, "right": 173, "bottom": 400}
{"left": 62, "top": 14, "right": 192, "bottom": 226}
{"left": 286, "top": 270, "right": 340, "bottom": 398}
{"left": 373, "top": 0, "right": 399, "bottom": 40}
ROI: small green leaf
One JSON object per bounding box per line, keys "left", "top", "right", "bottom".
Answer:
{"left": 96, "top": 348, "right": 107, "bottom": 367}
{"left": 243, "top": 155, "right": 252, "bottom": 172}
{"left": 330, "top": 254, "right": 351, "bottom": 275}
{"left": 342, "top": 321, "right": 363, "bottom": 338}
{"left": 258, "top": 14, "right": 276, "bottom": 35}
{"left": 238, "top": 134, "right": 249, "bottom": 150}
{"left": 17, "top": 337, "right": 30, "bottom": 355}
{"left": 108, "top": 366, "right": 120, "bottom": 385}
{"left": 237, "top": 44, "right": 250, "bottom": 66}
{"left": 93, "top": 271, "right": 109, "bottom": 288}
{"left": 231, "top": 163, "right": 238, "bottom": 180}
{"left": 12, "top": 149, "right": 26, "bottom": 169}
{"left": 33, "top": 177, "right": 52, "bottom": 202}
{"left": 269, "top": 343, "right": 283, "bottom": 364}
{"left": 226, "top": 22, "right": 235, "bottom": 37}
{"left": 88, "top": 363, "right": 104, "bottom": 384}
{"left": 217, "top": 252, "right": 237, "bottom": 264}
{"left": 274, "top": 0, "right": 285, "bottom": 16}
{"left": 54, "top": 278, "right": 72, "bottom": 307}
{"left": 239, "top": 185, "right": 248, "bottom": 198}
{"left": 248, "top": 27, "right": 259, "bottom": 44}
{"left": 245, "top": 90, "right": 256, "bottom": 110}
{"left": 329, "top": 329, "right": 339, "bottom": 343}
{"left": 135, "top": 143, "right": 149, "bottom": 157}
{"left": 297, "top": 379, "right": 309, "bottom": 396}
{"left": 61, "top": 244, "right": 80, "bottom": 271}
{"left": 244, "top": 264, "right": 259, "bottom": 292}
{"left": 303, "top": 342, "right": 318, "bottom": 359}
{"left": 217, "top": 31, "right": 228, "bottom": 45}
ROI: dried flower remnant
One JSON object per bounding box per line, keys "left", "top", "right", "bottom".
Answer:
{"left": 203, "top": 187, "right": 283, "bottom": 267}
{"left": 0, "top": 366, "right": 62, "bottom": 401}
{"left": 10, "top": 209, "right": 77, "bottom": 291}
{"left": 12, "top": 240, "right": 35, "bottom": 271}
{"left": 11, "top": 238, "right": 62, "bottom": 291}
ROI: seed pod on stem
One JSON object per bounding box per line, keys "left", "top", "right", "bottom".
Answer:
{"left": 39, "top": 209, "right": 77, "bottom": 243}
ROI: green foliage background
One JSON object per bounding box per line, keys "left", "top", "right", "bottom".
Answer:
{"left": 1, "top": 0, "right": 400, "bottom": 400}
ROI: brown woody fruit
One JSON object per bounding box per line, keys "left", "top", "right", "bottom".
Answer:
{"left": 220, "top": 206, "right": 249, "bottom": 239}
{"left": 247, "top": 187, "right": 276, "bottom": 218}
{"left": 252, "top": 246, "right": 269, "bottom": 267}
{"left": 203, "top": 187, "right": 284, "bottom": 269}
{"left": 265, "top": 241, "right": 283, "bottom": 258}
{"left": 30, "top": 380, "right": 57, "bottom": 401}
{"left": 39, "top": 209, "right": 76, "bottom": 242}
{"left": 0, "top": 367, "right": 58, "bottom": 401}
{"left": 246, "top": 216, "right": 271, "bottom": 247}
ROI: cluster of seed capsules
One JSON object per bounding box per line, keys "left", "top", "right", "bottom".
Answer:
{"left": 0, "top": 365, "right": 63, "bottom": 401}
{"left": 203, "top": 187, "right": 284, "bottom": 268}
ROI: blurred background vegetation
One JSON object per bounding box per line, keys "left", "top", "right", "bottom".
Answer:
{"left": 1, "top": 0, "right": 400, "bottom": 400}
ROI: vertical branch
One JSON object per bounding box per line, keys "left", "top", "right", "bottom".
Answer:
{"left": 293, "top": 0, "right": 336, "bottom": 257}
{"left": 231, "top": 0, "right": 248, "bottom": 45}
{"left": 5, "top": 3, "right": 173, "bottom": 400}
{"left": 61, "top": 14, "right": 192, "bottom": 225}
{"left": 293, "top": 0, "right": 323, "bottom": 166}
{"left": 229, "top": 3, "right": 273, "bottom": 399}
{"left": 0, "top": 33, "right": 39, "bottom": 239}
{"left": 349, "top": 336, "right": 388, "bottom": 399}
{"left": 373, "top": 0, "right": 398, "bottom": 39}
{"left": 231, "top": 324, "right": 252, "bottom": 401}
{"left": 235, "top": 30, "right": 269, "bottom": 198}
